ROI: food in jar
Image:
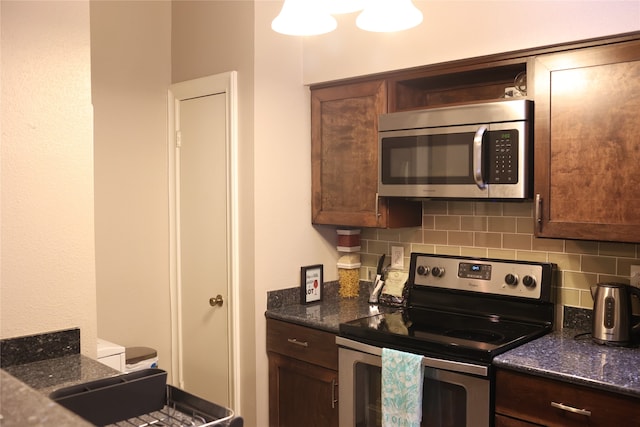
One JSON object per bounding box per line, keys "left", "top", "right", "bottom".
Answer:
{"left": 339, "top": 267, "right": 360, "bottom": 298}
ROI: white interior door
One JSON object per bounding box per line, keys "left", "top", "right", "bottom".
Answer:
{"left": 168, "top": 72, "right": 239, "bottom": 409}
{"left": 179, "top": 93, "right": 228, "bottom": 404}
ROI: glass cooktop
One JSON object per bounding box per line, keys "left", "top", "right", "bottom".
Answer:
{"left": 339, "top": 308, "right": 551, "bottom": 364}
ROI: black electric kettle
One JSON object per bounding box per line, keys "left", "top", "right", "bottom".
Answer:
{"left": 591, "top": 282, "right": 640, "bottom": 346}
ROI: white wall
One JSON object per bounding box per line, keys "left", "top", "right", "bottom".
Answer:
{"left": 303, "top": 0, "right": 640, "bottom": 84}
{"left": 0, "top": 1, "right": 97, "bottom": 356}
{"left": 91, "top": 0, "right": 172, "bottom": 376}
{"left": 253, "top": 1, "right": 341, "bottom": 424}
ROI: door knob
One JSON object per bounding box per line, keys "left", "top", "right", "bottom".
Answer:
{"left": 209, "top": 295, "right": 224, "bottom": 307}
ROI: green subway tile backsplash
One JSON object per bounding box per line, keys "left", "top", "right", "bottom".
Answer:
{"left": 488, "top": 216, "right": 517, "bottom": 233}
{"left": 358, "top": 200, "right": 640, "bottom": 311}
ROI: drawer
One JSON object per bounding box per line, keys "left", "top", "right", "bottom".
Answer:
{"left": 266, "top": 318, "right": 338, "bottom": 370}
{"left": 496, "top": 369, "right": 640, "bottom": 427}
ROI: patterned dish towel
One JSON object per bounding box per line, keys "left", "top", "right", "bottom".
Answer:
{"left": 381, "top": 347, "right": 424, "bottom": 427}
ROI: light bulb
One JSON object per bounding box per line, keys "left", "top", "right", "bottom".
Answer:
{"left": 272, "top": 0, "right": 337, "bottom": 36}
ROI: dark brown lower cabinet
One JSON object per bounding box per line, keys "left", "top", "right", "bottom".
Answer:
{"left": 495, "top": 414, "right": 543, "bottom": 427}
{"left": 268, "top": 353, "right": 338, "bottom": 427}
{"left": 267, "top": 318, "right": 338, "bottom": 427}
{"left": 495, "top": 368, "right": 640, "bottom": 427}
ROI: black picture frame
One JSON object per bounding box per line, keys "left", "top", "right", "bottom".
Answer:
{"left": 300, "top": 264, "right": 323, "bottom": 304}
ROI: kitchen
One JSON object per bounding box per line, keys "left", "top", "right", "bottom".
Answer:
{"left": 2, "top": 1, "right": 640, "bottom": 426}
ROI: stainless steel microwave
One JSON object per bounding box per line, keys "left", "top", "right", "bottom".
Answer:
{"left": 378, "top": 99, "right": 533, "bottom": 199}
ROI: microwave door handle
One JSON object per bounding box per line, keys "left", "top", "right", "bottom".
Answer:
{"left": 473, "top": 125, "right": 488, "bottom": 189}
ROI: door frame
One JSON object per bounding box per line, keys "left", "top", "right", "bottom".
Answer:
{"left": 167, "top": 71, "right": 240, "bottom": 410}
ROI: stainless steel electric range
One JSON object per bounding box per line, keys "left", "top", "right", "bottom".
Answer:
{"left": 337, "top": 252, "right": 556, "bottom": 427}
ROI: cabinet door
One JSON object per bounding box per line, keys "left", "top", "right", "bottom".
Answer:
{"left": 268, "top": 352, "right": 338, "bottom": 427}
{"left": 311, "top": 80, "right": 421, "bottom": 228}
{"left": 534, "top": 39, "right": 640, "bottom": 242}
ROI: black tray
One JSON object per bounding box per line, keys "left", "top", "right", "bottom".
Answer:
{"left": 50, "top": 369, "right": 167, "bottom": 426}
{"left": 50, "top": 368, "right": 240, "bottom": 426}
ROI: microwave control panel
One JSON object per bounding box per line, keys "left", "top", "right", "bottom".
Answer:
{"left": 486, "top": 130, "right": 518, "bottom": 184}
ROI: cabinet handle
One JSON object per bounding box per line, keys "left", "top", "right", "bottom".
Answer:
{"left": 375, "top": 192, "right": 380, "bottom": 218}
{"left": 535, "top": 193, "right": 543, "bottom": 232}
{"left": 287, "top": 338, "right": 308, "bottom": 347}
{"left": 331, "top": 379, "right": 338, "bottom": 409}
{"left": 550, "top": 401, "right": 591, "bottom": 417}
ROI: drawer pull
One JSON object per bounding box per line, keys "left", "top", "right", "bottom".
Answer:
{"left": 551, "top": 401, "right": 591, "bottom": 417}
{"left": 287, "top": 338, "right": 309, "bottom": 347}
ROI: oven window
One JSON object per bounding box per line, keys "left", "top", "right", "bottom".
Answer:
{"left": 354, "top": 362, "right": 467, "bottom": 427}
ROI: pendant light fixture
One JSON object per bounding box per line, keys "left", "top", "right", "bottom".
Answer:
{"left": 356, "top": 0, "right": 423, "bottom": 33}
{"left": 271, "top": 0, "right": 337, "bottom": 36}
{"left": 326, "top": 0, "right": 365, "bottom": 15}
{"left": 271, "top": 0, "right": 423, "bottom": 36}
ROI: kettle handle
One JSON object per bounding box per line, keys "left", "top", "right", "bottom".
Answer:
{"left": 628, "top": 285, "right": 640, "bottom": 331}
{"left": 629, "top": 284, "right": 640, "bottom": 298}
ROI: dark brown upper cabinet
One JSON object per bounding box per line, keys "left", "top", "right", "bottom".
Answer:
{"left": 533, "top": 37, "right": 640, "bottom": 242}
{"left": 311, "top": 80, "right": 422, "bottom": 228}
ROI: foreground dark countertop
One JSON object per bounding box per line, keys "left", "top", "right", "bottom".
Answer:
{"left": 3, "top": 353, "right": 119, "bottom": 395}
{"left": 1, "top": 369, "right": 93, "bottom": 427}
{"left": 266, "top": 283, "right": 640, "bottom": 399}
{"left": 1, "top": 355, "right": 119, "bottom": 426}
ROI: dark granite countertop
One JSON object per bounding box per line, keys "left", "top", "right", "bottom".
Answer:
{"left": 1, "top": 355, "right": 120, "bottom": 426}
{"left": 493, "top": 328, "right": 640, "bottom": 399}
{"left": 265, "top": 281, "right": 397, "bottom": 333}
{"left": 0, "top": 369, "right": 94, "bottom": 427}
{"left": 3, "top": 354, "right": 120, "bottom": 395}
{"left": 266, "top": 283, "right": 640, "bottom": 399}
{"left": 0, "top": 329, "right": 121, "bottom": 427}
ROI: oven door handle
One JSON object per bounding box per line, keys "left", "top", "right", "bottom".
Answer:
{"left": 473, "top": 125, "right": 488, "bottom": 190}
{"left": 336, "top": 337, "right": 489, "bottom": 377}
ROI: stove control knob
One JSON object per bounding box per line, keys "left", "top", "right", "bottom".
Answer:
{"left": 416, "top": 265, "right": 430, "bottom": 276}
{"left": 523, "top": 275, "right": 536, "bottom": 288}
{"left": 431, "top": 266, "right": 445, "bottom": 277}
{"left": 505, "top": 273, "right": 519, "bottom": 286}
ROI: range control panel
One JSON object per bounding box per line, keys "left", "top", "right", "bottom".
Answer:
{"left": 410, "top": 253, "right": 554, "bottom": 301}
{"left": 458, "top": 262, "right": 493, "bottom": 280}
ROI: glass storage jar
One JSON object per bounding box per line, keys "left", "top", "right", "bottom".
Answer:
{"left": 338, "top": 254, "right": 361, "bottom": 298}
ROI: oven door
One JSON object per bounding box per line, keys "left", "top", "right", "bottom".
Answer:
{"left": 338, "top": 337, "right": 490, "bottom": 427}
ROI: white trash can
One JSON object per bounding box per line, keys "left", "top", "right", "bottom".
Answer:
{"left": 96, "top": 338, "right": 126, "bottom": 372}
